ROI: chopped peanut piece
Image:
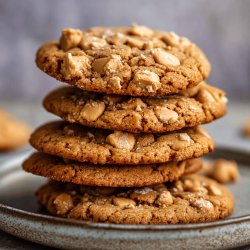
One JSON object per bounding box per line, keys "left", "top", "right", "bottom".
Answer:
{"left": 152, "top": 48, "right": 180, "bottom": 66}
{"left": 80, "top": 101, "right": 105, "bottom": 121}
{"left": 106, "top": 131, "right": 135, "bottom": 150}
{"left": 60, "top": 28, "right": 83, "bottom": 51}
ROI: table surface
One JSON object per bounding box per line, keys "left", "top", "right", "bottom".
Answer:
{"left": 0, "top": 100, "right": 250, "bottom": 250}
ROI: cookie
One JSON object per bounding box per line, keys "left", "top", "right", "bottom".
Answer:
{"left": 36, "top": 25, "right": 210, "bottom": 96}
{"left": 36, "top": 175, "right": 234, "bottom": 224}
{"left": 0, "top": 109, "right": 30, "bottom": 151}
{"left": 23, "top": 152, "right": 202, "bottom": 187}
{"left": 200, "top": 159, "right": 240, "bottom": 184}
{"left": 43, "top": 82, "right": 227, "bottom": 133}
{"left": 30, "top": 121, "right": 214, "bottom": 165}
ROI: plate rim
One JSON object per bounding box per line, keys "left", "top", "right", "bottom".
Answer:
{"left": 1, "top": 202, "right": 250, "bottom": 232}
{"left": 0, "top": 147, "right": 250, "bottom": 232}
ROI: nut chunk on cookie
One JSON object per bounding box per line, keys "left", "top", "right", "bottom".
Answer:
{"left": 106, "top": 131, "right": 135, "bottom": 150}
{"left": 60, "top": 28, "right": 83, "bottom": 51}
{"left": 92, "top": 55, "right": 123, "bottom": 74}
{"left": 129, "top": 24, "right": 154, "bottom": 37}
{"left": 61, "top": 53, "right": 90, "bottom": 80}
{"left": 154, "top": 106, "right": 179, "bottom": 124}
{"left": 113, "top": 197, "right": 136, "bottom": 209}
{"left": 80, "top": 101, "right": 105, "bottom": 121}
{"left": 152, "top": 48, "right": 180, "bottom": 67}
{"left": 128, "top": 70, "right": 161, "bottom": 93}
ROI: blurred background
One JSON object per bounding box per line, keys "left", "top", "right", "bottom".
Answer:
{"left": 0, "top": 0, "right": 249, "bottom": 152}
{"left": 0, "top": 0, "right": 250, "bottom": 101}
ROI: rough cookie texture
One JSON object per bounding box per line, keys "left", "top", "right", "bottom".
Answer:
{"left": 36, "top": 175, "right": 234, "bottom": 224}
{"left": 23, "top": 152, "right": 202, "bottom": 187}
{"left": 29, "top": 121, "right": 214, "bottom": 165}
{"left": 43, "top": 82, "right": 227, "bottom": 133}
{"left": 0, "top": 110, "right": 30, "bottom": 151}
{"left": 36, "top": 25, "right": 211, "bottom": 96}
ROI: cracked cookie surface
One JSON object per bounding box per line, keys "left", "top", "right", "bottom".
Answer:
{"left": 36, "top": 175, "right": 234, "bottom": 224}
{"left": 36, "top": 25, "right": 210, "bottom": 96}
{"left": 43, "top": 82, "right": 227, "bottom": 133}
{"left": 29, "top": 121, "right": 214, "bottom": 165}
{"left": 23, "top": 152, "right": 202, "bottom": 187}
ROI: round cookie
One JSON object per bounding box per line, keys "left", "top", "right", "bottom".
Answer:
{"left": 29, "top": 121, "right": 214, "bottom": 165}
{"left": 23, "top": 152, "right": 202, "bottom": 187}
{"left": 0, "top": 110, "right": 30, "bottom": 151}
{"left": 36, "top": 25, "right": 211, "bottom": 96}
{"left": 36, "top": 175, "right": 234, "bottom": 224}
{"left": 43, "top": 82, "right": 227, "bottom": 133}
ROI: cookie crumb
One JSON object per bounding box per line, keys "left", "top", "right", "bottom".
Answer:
{"left": 200, "top": 159, "right": 240, "bottom": 184}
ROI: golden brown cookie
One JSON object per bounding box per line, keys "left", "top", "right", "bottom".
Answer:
{"left": 36, "top": 175, "right": 234, "bottom": 224}
{"left": 36, "top": 25, "right": 210, "bottom": 96}
{"left": 0, "top": 110, "right": 30, "bottom": 151}
{"left": 23, "top": 152, "right": 202, "bottom": 187}
{"left": 29, "top": 121, "right": 215, "bottom": 165}
{"left": 43, "top": 82, "right": 227, "bottom": 133}
{"left": 200, "top": 159, "right": 240, "bottom": 184}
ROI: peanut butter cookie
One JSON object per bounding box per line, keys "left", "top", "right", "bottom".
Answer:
{"left": 23, "top": 152, "right": 202, "bottom": 187}
{"left": 200, "top": 159, "right": 240, "bottom": 184}
{"left": 36, "top": 25, "right": 210, "bottom": 96}
{"left": 43, "top": 82, "right": 227, "bottom": 133}
{"left": 0, "top": 109, "right": 30, "bottom": 151}
{"left": 29, "top": 121, "right": 214, "bottom": 165}
{"left": 36, "top": 175, "right": 234, "bottom": 224}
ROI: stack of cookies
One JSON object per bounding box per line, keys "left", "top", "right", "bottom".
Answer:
{"left": 23, "top": 25, "right": 234, "bottom": 224}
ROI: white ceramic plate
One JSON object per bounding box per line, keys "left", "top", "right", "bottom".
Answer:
{"left": 0, "top": 148, "right": 250, "bottom": 250}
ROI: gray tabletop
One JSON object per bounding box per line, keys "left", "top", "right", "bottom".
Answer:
{"left": 0, "top": 100, "right": 249, "bottom": 249}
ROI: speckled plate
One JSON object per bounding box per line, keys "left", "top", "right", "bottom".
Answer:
{"left": 0, "top": 148, "right": 250, "bottom": 250}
